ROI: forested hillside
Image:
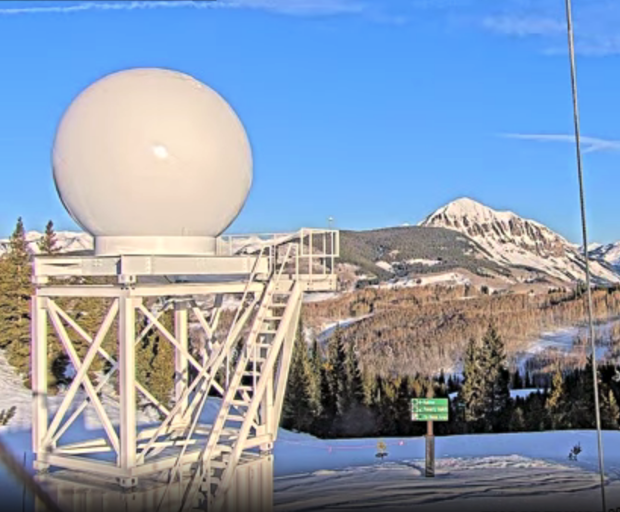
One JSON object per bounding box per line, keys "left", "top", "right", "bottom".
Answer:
{"left": 303, "top": 284, "right": 620, "bottom": 376}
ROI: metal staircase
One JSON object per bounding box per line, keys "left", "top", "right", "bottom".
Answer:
{"left": 178, "top": 247, "right": 303, "bottom": 512}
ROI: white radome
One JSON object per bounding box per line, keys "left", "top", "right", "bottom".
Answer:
{"left": 52, "top": 68, "right": 253, "bottom": 256}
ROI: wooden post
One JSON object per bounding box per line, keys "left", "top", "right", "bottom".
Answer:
{"left": 425, "top": 420, "right": 435, "bottom": 478}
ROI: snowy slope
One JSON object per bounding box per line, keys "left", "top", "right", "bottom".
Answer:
{"left": 590, "top": 242, "right": 620, "bottom": 269}
{"left": 1, "top": 348, "right": 620, "bottom": 512}
{"left": 419, "top": 197, "right": 620, "bottom": 284}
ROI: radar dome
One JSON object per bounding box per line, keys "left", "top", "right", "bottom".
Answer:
{"left": 52, "top": 68, "right": 252, "bottom": 256}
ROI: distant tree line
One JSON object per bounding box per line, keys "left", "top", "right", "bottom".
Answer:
{"left": 303, "top": 282, "right": 620, "bottom": 377}
{"left": 283, "top": 324, "right": 620, "bottom": 438}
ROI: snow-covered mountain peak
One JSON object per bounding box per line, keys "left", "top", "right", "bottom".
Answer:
{"left": 433, "top": 197, "right": 507, "bottom": 222}
{"left": 421, "top": 197, "right": 549, "bottom": 233}
{"left": 420, "top": 198, "right": 619, "bottom": 284}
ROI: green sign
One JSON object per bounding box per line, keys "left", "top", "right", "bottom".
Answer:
{"left": 411, "top": 398, "right": 449, "bottom": 422}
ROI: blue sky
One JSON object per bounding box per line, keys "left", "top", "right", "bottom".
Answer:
{"left": 1, "top": 0, "right": 620, "bottom": 243}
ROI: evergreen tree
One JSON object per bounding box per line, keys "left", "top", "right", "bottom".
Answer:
{"left": 324, "top": 327, "right": 347, "bottom": 419}
{"left": 362, "top": 371, "right": 378, "bottom": 407}
{"left": 337, "top": 340, "right": 372, "bottom": 436}
{"left": 546, "top": 366, "right": 565, "bottom": 429}
{"left": 511, "top": 371, "right": 523, "bottom": 390}
{"left": 135, "top": 304, "right": 175, "bottom": 412}
{"left": 480, "top": 325, "right": 511, "bottom": 431}
{"left": 524, "top": 393, "right": 548, "bottom": 431}
{"left": 605, "top": 389, "right": 620, "bottom": 429}
{"left": 0, "top": 218, "right": 33, "bottom": 385}
{"left": 38, "top": 220, "right": 60, "bottom": 255}
{"left": 459, "top": 338, "right": 485, "bottom": 431}
{"left": 307, "top": 336, "right": 323, "bottom": 420}
{"left": 375, "top": 375, "right": 400, "bottom": 436}
{"left": 511, "top": 405, "right": 525, "bottom": 432}
{"left": 524, "top": 371, "right": 533, "bottom": 389}
{"left": 342, "top": 341, "right": 364, "bottom": 410}
{"left": 282, "top": 321, "right": 314, "bottom": 432}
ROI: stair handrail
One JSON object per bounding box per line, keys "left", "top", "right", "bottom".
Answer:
{"left": 154, "top": 247, "right": 268, "bottom": 512}
{"left": 178, "top": 243, "right": 295, "bottom": 512}
{"left": 212, "top": 282, "right": 302, "bottom": 510}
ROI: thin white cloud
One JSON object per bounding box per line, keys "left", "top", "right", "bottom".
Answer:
{"left": 0, "top": 0, "right": 365, "bottom": 17}
{"left": 477, "top": 1, "right": 620, "bottom": 57}
{"left": 481, "top": 15, "right": 564, "bottom": 37}
{"left": 502, "top": 133, "right": 620, "bottom": 154}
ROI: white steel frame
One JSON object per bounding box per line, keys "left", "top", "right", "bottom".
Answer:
{"left": 31, "top": 229, "right": 338, "bottom": 511}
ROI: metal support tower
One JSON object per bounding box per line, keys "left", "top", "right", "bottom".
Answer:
{"left": 30, "top": 229, "right": 339, "bottom": 512}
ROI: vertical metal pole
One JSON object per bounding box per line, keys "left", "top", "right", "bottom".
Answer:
{"left": 31, "top": 296, "right": 48, "bottom": 472}
{"left": 564, "top": 2, "right": 606, "bottom": 511}
{"left": 22, "top": 452, "right": 27, "bottom": 512}
{"left": 260, "top": 357, "right": 274, "bottom": 452}
{"left": 174, "top": 302, "right": 189, "bottom": 425}
{"left": 118, "top": 295, "right": 137, "bottom": 483}
{"left": 425, "top": 420, "right": 435, "bottom": 478}
{"left": 309, "top": 231, "right": 313, "bottom": 280}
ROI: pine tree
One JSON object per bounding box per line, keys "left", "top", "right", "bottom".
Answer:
{"left": 603, "top": 389, "right": 620, "bottom": 429}
{"left": 563, "top": 356, "right": 597, "bottom": 429}
{"left": 343, "top": 341, "right": 364, "bottom": 411}
{"left": 459, "top": 338, "right": 485, "bottom": 431}
{"left": 0, "top": 218, "right": 33, "bottom": 385}
{"left": 308, "top": 337, "right": 323, "bottom": 419}
{"left": 135, "top": 303, "right": 175, "bottom": 412}
{"left": 546, "top": 366, "right": 565, "bottom": 429}
{"left": 375, "top": 375, "right": 400, "bottom": 436}
{"left": 524, "top": 371, "right": 532, "bottom": 389}
{"left": 325, "top": 327, "right": 347, "bottom": 418}
{"left": 38, "top": 220, "right": 60, "bottom": 255}
{"left": 282, "top": 321, "right": 314, "bottom": 432}
{"left": 480, "top": 325, "right": 511, "bottom": 431}
{"left": 362, "top": 371, "right": 378, "bottom": 407}
{"left": 511, "top": 371, "right": 523, "bottom": 390}
{"left": 524, "top": 393, "right": 548, "bottom": 431}
{"left": 511, "top": 405, "right": 525, "bottom": 432}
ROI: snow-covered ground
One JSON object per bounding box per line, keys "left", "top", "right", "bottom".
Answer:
{"left": 513, "top": 319, "right": 620, "bottom": 372}
{"left": 2, "top": 351, "right": 620, "bottom": 512}
{"left": 373, "top": 271, "right": 472, "bottom": 290}
{"left": 317, "top": 315, "right": 373, "bottom": 343}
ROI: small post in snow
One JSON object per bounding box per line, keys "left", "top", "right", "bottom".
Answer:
{"left": 426, "top": 420, "right": 435, "bottom": 478}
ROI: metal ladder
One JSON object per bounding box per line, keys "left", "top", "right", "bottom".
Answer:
{"left": 179, "top": 246, "right": 300, "bottom": 512}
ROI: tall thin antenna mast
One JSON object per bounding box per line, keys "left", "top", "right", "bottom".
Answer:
{"left": 564, "top": 1, "right": 606, "bottom": 511}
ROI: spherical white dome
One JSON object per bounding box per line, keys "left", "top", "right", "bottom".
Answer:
{"left": 52, "top": 67, "right": 252, "bottom": 256}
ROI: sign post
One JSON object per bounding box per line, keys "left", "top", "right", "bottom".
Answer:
{"left": 411, "top": 398, "right": 449, "bottom": 478}
{"left": 426, "top": 420, "right": 435, "bottom": 478}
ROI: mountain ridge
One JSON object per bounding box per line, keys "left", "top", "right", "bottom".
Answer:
{"left": 2, "top": 197, "right": 619, "bottom": 288}
{"left": 418, "top": 197, "right": 619, "bottom": 285}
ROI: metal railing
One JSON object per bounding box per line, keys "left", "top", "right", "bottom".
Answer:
{"left": 216, "top": 229, "right": 339, "bottom": 283}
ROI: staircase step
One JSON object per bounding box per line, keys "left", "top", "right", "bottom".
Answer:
{"left": 208, "top": 460, "right": 228, "bottom": 469}
{"left": 227, "top": 414, "right": 246, "bottom": 422}
{"left": 231, "top": 399, "right": 250, "bottom": 407}
{"left": 260, "top": 329, "right": 278, "bottom": 334}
